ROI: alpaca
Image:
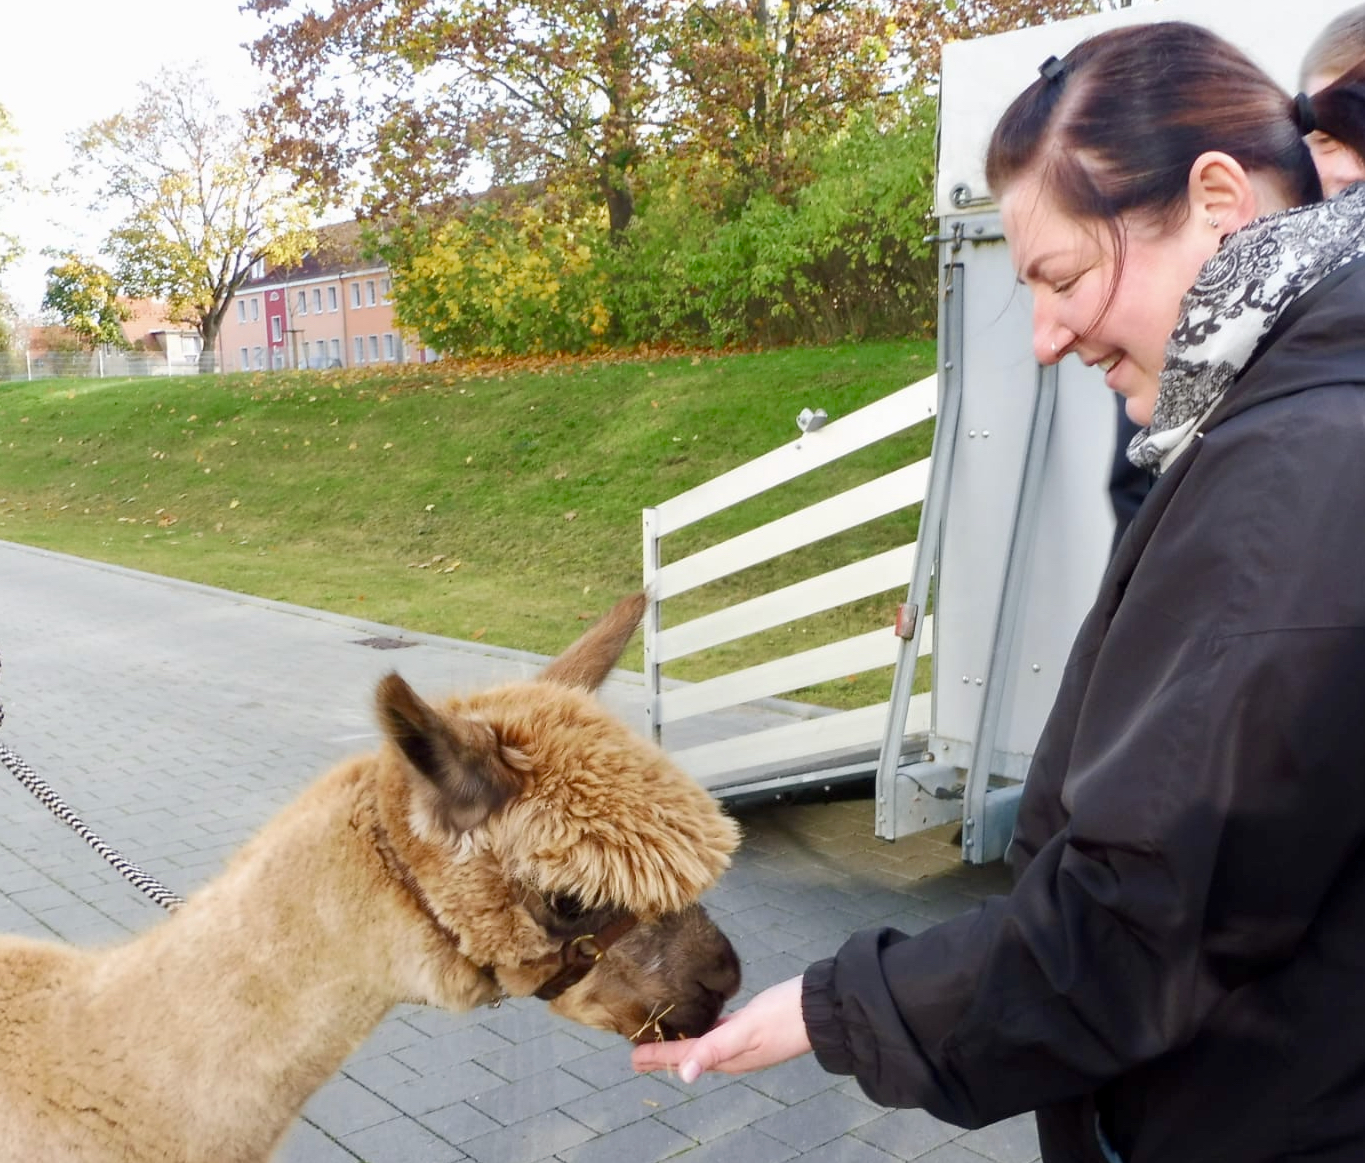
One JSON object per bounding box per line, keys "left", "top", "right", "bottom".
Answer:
{"left": 0, "top": 593, "right": 741, "bottom": 1163}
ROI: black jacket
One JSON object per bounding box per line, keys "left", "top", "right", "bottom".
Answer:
{"left": 803, "top": 257, "right": 1365, "bottom": 1162}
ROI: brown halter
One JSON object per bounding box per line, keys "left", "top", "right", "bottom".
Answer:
{"left": 370, "top": 815, "right": 637, "bottom": 1003}
{"left": 530, "top": 912, "right": 640, "bottom": 1001}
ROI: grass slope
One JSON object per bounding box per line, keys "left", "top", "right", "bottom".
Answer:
{"left": 0, "top": 341, "right": 935, "bottom": 706}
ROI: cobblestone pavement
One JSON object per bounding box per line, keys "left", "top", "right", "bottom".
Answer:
{"left": 0, "top": 541, "right": 1036, "bottom": 1163}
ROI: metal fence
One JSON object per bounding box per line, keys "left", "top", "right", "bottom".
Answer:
{"left": 642, "top": 375, "right": 938, "bottom": 801}
{"left": 0, "top": 350, "right": 219, "bottom": 382}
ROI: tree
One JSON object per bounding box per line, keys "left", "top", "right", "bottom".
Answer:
{"left": 0, "top": 292, "right": 16, "bottom": 356}
{"left": 74, "top": 67, "right": 315, "bottom": 371}
{"left": 665, "top": 1, "right": 905, "bottom": 206}
{"left": 247, "top": 0, "right": 1113, "bottom": 233}
{"left": 40, "top": 252, "right": 132, "bottom": 350}
{"left": 0, "top": 103, "right": 25, "bottom": 356}
{"left": 893, "top": 0, "right": 1108, "bottom": 87}
{"left": 0, "top": 103, "right": 23, "bottom": 281}
{"left": 248, "top": 0, "right": 675, "bottom": 236}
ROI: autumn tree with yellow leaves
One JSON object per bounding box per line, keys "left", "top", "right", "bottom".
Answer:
{"left": 243, "top": 1, "right": 1128, "bottom": 355}
{"left": 74, "top": 67, "right": 316, "bottom": 372}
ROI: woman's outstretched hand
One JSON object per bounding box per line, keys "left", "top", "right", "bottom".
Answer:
{"left": 630, "top": 975, "right": 812, "bottom": 1083}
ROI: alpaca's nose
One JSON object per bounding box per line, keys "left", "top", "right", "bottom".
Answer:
{"left": 656, "top": 932, "right": 742, "bottom": 1040}
{"left": 700, "top": 929, "right": 741, "bottom": 1001}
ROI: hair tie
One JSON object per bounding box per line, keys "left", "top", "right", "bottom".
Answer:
{"left": 1293, "top": 91, "right": 1318, "bottom": 135}
{"left": 1039, "top": 55, "right": 1067, "bottom": 84}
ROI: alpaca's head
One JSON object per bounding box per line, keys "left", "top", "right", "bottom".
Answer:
{"left": 374, "top": 593, "right": 741, "bottom": 1040}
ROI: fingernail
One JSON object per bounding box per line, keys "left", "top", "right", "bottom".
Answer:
{"left": 680, "top": 1061, "right": 700, "bottom": 1084}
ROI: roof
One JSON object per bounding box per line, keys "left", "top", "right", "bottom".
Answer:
{"left": 118, "top": 298, "right": 196, "bottom": 349}
{"left": 237, "top": 220, "right": 379, "bottom": 291}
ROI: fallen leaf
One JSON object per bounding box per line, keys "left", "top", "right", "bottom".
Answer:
{"left": 563, "top": 511, "right": 577, "bottom": 521}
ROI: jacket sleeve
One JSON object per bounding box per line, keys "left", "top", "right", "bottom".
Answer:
{"left": 801, "top": 408, "right": 1365, "bottom": 1127}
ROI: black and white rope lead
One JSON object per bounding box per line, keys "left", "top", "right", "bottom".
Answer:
{"left": 0, "top": 695, "right": 184, "bottom": 913}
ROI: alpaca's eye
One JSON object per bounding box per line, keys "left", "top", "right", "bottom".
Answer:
{"left": 547, "top": 892, "right": 588, "bottom": 921}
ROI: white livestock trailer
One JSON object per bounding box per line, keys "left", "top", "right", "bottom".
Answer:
{"left": 643, "top": 0, "right": 1362, "bottom": 862}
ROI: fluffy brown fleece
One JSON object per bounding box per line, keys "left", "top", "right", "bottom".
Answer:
{"left": 0, "top": 594, "right": 741, "bottom": 1163}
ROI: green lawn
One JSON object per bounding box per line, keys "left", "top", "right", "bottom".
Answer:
{"left": 0, "top": 340, "right": 935, "bottom": 706}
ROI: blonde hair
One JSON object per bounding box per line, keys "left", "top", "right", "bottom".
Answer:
{"left": 1301, "top": 5, "right": 1365, "bottom": 88}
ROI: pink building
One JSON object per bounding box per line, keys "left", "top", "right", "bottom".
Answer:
{"left": 217, "top": 225, "right": 437, "bottom": 373}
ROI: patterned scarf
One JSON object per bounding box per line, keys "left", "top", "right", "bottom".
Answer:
{"left": 1128, "top": 182, "right": 1365, "bottom": 472}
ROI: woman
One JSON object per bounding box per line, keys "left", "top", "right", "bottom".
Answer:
{"left": 1301, "top": 4, "right": 1365, "bottom": 194}
{"left": 634, "top": 22, "right": 1365, "bottom": 1163}
{"left": 1105, "top": 11, "right": 1365, "bottom": 555}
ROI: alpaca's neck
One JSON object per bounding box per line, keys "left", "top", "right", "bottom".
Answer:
{"left": 73, "top": 764, "right": 423, "bottom": 1162}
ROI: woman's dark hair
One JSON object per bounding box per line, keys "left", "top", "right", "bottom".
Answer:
{"left": 985, "top": 22, "right": 1323, "bottom": 231}
{"left": 1313, "top": 58, "right": 1365, "bottom": 161}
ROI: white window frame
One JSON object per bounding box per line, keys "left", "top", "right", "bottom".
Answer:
{"left": 353, "top": 335, "right": 365, "bottom": 364}
{"left": 328, "top": 286, "right": 338, "bottom": 312}
{"left": 350, "top": 283, "right": 361, "bottom": 308}
{"left": 366, "top": 280, "right": 376, "bottom": 306}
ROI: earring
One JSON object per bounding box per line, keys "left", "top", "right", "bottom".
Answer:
{"left": 1208, "top": 216, "right": 1220, "bottom": 228}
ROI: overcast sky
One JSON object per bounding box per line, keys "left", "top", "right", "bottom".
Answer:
{"left": 1, "top": 0, "right": 268, "bottom": 316}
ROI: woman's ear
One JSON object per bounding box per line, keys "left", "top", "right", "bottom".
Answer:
{"left": 1187, "top": 150, "right": 1261, "bottom": 234}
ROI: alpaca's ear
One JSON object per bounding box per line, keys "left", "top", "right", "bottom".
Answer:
{"left": 376, "top": 673, "right": 525, "bottom": 831}
{"left": 538, "top": 591, "right": 647, "bottom": 691}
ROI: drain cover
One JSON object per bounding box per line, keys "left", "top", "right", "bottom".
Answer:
{"left": 352, "top": 636, "right": 417, "bottom": 650}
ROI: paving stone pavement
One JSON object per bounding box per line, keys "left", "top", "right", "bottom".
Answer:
{"left": 0, "top": 540, "right": 1036, "bottom": 1163}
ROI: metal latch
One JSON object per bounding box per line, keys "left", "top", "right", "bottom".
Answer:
{"left": 895, "top": 603, "right": 919, "bottom": 640}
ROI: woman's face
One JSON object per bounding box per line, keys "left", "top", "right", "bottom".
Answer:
{"left": 1305, "top": 70, "right": 1365, "bottom": 197}
{"left": 1001, "top": 170, "right": 1224, "bottom": 427}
